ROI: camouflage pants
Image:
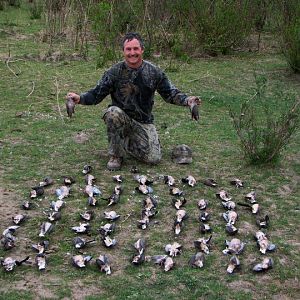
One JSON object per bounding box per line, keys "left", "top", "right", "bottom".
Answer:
{"left": 103, "top": 106, "right": 161, "bottom": 164}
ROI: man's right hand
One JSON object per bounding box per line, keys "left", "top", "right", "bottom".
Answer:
{"left": 66, "top": 92, "right": 80, "bottom": 104}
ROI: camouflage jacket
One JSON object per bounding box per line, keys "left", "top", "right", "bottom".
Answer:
{"left": 79, "top": 60, "right": 188, "bottom": 123}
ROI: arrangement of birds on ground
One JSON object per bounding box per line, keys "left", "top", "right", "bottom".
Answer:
{"left": 1, "top": 165, "right": 275, "bottom": 275}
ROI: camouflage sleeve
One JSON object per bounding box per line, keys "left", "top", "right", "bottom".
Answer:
{"left": 79, "top": 70, "right": 113, "bottom": 105}
{"left": 156, "top": 71, "right": 188, "bottom": 106}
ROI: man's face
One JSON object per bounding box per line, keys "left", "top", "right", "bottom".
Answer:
{"left": 123, "top": 38, "right": 144, "bottom": 69}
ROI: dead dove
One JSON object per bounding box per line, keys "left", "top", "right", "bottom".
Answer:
{"left": 216, "top": 190, "right": 232, "bottom": 201}
{"left": 136, "top": 184, "right": 153, "bottom": 194}
{"left": 203, "top": 178, "right": 217, "bottom": 187}
{"left": 222, "top": 200, "right": 236, "bottom": 210}
{"left": 82, "top": 165, "right": 92, "bottom": 175}
{"left": 12, "top": 214, "right": 26, "bottom": 225}
{"left": 87, "top": 196, "right": 98, "bottom": 206}
{"left": 253, "top": 257, "right": 273, "bottom": 272}
{"left": 199, "top": 212, "right": 210, "bottom": 222}
{"left": 104, "top": 211, "right": 120, "bottom": 221}
{"left": 0, "top": 256, "right": 30, "bottom": 272}
{"left": 72, "top": 255, "right": 92, "bottom": 268}
{"left": 30, "top": 186, "right": 44, "bottom": 198}
{"left": 165, "top": 242, "right": 182, "bottom": 257}
{"left": 164, "top": 175, "right": 176, "bottom": 186}
{"left": 134, "top": 175, "right": 153, "bottom": 185}
{"left": 194, "top": 236, "right": 212, "bottom": 254}
{"left": 137, "top": 213, "right": 150, "bottom": 230}
{"left": 189, "top": 252, "right": 205, "bottom": 268}
{"left": 99, "top": 223, "right": 115, "bottom": 236}
{"left": 256, "top": 215, "right": 270, "bottom": 229}
{"left": 227, "top": 256, "right": 240, "bottom": 274}
{"left": 223, "top": 238, "right": 245, "bottom": 255}
{"left": 71, "top": 223, "right": 90, "bottom": 234}
{"left": 22, "top": 200, "right": 33, "bottom": 210}
{"left": 85, "top": 174, "right": 96, "bottom": 186}
{"left": 182, "top": 175, "right": 197, "bottom": 187}
{"left": 63, "top": 176, "right": 76, "bottom": 186}
{"left": 84, "top": 185, "right": 101, "bottom": 197}
{"left": 3, "top": 225, "right": 19, "bottom": 237}
{"left": 133, "top": 238, "right": 146, "bottom": 254}
{"left": 152, "top": 255, "right": 174, "bottom": 272}
{"left": 32, "top": 240, "right": 49, "bottom": 254}
{"left": 55, "top": 186, "right": 70, "bottom": 200}
{"left": 39, "top": 222, "right": 54, "bottom": 237}
{"left": 35, "top": 254, "right": 47, "bottom": 271}
{"left": 172, "top": 197, "right": 187, "bottom": 210}
{"left": 102, "top": 236, "right": 117, "bottom": 248}
{"left": 230, "top": 179, "right": 244, "bottom": 188}
{"left": 223, "top": 211, "right": 238, "bottom": 225}
{"left": 197, "top": 199, "right": 208, "bottom": 210}
{"left": 245, "top": 191, "right": 257, "bottom": 203}
{"left": 47, "top": 211, "right": 61, "bottom": 222}
{"left": 39, "top": 176, "right": 54, "bottom": 187}
{"left": 254, "top": 231, "right": 276, "bottom": 254}
{"left": 73, "top": 237, "right": 96, "bottom": 249}
{"left": 112, "top": 175, "right": 123, "bottom": 183}
{"left": 143, "top": 196, "right": 157, "bottom": 211}
{"left": 103, "top": 188, "right": 121, "bottom": 206}
{"left": 176, "top": 209, "right": 188, "bottom": 222}
{"left": 200, "top": 223, "right": 212, "bottom": 234}
{"left": 96, "top": 255, "right": 111, "bottom": 275}
{"left": 238, "top": 202, "right": 259, "bottom": 214}
{"left": 169, "top": 187, "right": 184, "bottom": 196}
{"left": 51, "top": 200, "right": 65, "bottom": 212}
{"left": 1, "top": 236, "right": 15, "bottom": 250}
{"left": 173, "top": 220, "right": 184, "bottom": 235}
{"left": 225, "top": 223, "right": 238, "bottom": 235}
{"left": 132, "top": 252, "right": 145, "bottom": 265}
{"left": 142, "top": 208, "right": 157, "bottom": 218}
{"left": 66, "top": 96, "right": 75, "bottom": 118}
{"left": 80, "top": 210, "right": 94, "bottom": 222}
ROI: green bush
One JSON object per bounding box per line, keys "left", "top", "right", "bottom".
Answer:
{"left": 29, "top": 0, "right": 43, "bottom": 20}
{"left": 230, "top": 74, "right": 300, "bottom": 164}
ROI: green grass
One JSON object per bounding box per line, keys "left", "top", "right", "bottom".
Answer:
{"left": 0, "top": 3, "right": 300, "bottom": 300}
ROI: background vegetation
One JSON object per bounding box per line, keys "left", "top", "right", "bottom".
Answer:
{"left": 0, "top": 1, "right": 299, "bottom": 300}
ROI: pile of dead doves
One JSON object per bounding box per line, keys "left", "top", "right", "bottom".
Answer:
{"left": 1, "top": 165, "right": 275, "bottom": 275}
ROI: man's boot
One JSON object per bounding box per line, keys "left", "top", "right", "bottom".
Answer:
{"left": 107, "top": 156, "right": 123, "bottom": 171}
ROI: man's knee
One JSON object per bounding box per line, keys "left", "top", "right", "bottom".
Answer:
{"left": 103, "top": 106, "right": 126, "bottom": 126}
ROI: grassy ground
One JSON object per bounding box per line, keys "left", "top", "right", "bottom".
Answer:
{"left": 0, "top": 3, "right": 300, "bottom": 300}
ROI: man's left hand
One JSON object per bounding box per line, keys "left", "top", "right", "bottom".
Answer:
{"left": 187, "top": 96, "right": 201, "bottom": 121}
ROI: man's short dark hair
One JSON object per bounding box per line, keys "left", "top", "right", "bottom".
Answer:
{"left": 122, "top": 32, "right": 144, "bottom": 50}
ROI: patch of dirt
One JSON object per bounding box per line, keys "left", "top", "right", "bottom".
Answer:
{"left": 73, "top": 132, "right": 90, "bottom": 144}
{"left": 228, "top": 280, "right": 255, "bottom": 294}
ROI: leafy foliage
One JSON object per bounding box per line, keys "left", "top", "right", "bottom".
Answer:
{"left": 230, "top": 74, "right": 300, "bottom": 164}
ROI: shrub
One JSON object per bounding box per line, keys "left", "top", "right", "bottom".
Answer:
{"left": 29, "top": 0, "right": 43, "bottom": 20}
{"left": 229, "top": 74, "right": 300, "bottom": 164}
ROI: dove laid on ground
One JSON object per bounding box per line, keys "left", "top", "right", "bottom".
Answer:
{"left": 169, "top": 187, "right": 184, "bottom": 196}
{"left": 35, "top": 254, "right": 47, "bottom": 271}
{"left": 55, "top": 186, "right": 70, "bottom": 200}
{"left": 39, "top": 222, "right": 54, "bottom": 237}
{"left": 96, "top": 255, "right": 111, "bottom": 275}
{"left": 203, "top": 178, "right": 217, "bottom": 187}
{"left": 172, "top": 197, "right": 187, "bottom": 210}
{"left": 164, "top": 175, "right": 176, "bottom": 186}
{"left": 22, "top": 200, "right": 33, "bottom": 210}
{"left": 216, "top": 190, "right": 232, "bottom": 201}
{"left": 80, "top": 210, "right": 94, "bottom": 222}
{"left": 255, "top": 231, "right": 276, "bottom": 254}
{"left": 223, "top": 211, "right": 238, "bottom": 225}
{"left": 189, "top": 252, "right": 205, "bottom": 268}
{"left": 223, "top": 238, "right": 245, "bottom": 255}
{"left": 0, "top": 256, "right": 30, "bottom": 272}
{"left": 85, "top": 174, "right": 95, "bottom": 186}
{"left": 12, "top": 214, "right": 26, "bottom": 225}
{"left": 199, "top": 211, "right": 210, "bottom": 222}
{"left": 230, "top": 178, "right": 244, "bottom": 188}
{"left": 51, "top": 200, "right": 65, "bottom": 212}
{"left": 227, "top": 256, "right": 240, "bottom": 274}
{"left": 71, "top": 223, "right": 90, "bottom": 234}
{"left": 256, "top": 215, "right": 270, "bottom": 229}
{"left": 73, "top": 237, "right": 95, "bottom": 249}
{"left": 72, "top": 255, "right": 92, "bottom": 268}
{"left": 165, "top": 242, "right": 182, "bottom": 257}
{"left": 32, "top": 240, "right": 49, "bottom": 254}
{"left": 112, "top": 175, "right": 123, "bottom": 183}
{"left": 182, "top": 175, "right": 197, "bottom": 187}
{"left": 82, "top": 165, "right": 92, "bottom": 175}
{"left": 30, "top": 186, "right": 44, "bottom": 198}
{"left": 102, "top": 236, "right": 117, "bottom": 248}
{"left": 197, "top": 199, "right": 208, "bottom": 210}
{"left": 253, "top": 257, "right": 273, "bottom": 272}
{"left": 200, "top": 223, "right": 212, "bottom": 234}
{"left": 1, "top": 236, "right": 15, "bottom": 250}
{"left": 98, "top": 223, "right": 115, "bottom": 236}
{"left": 39, "top": 176, "right": 54, "bottom": 187}
{"left": 194, "top": 236, "right": 212, "bottom": 254}
{"left": 104, "top": 211, "right": 120, "bottom": 221}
